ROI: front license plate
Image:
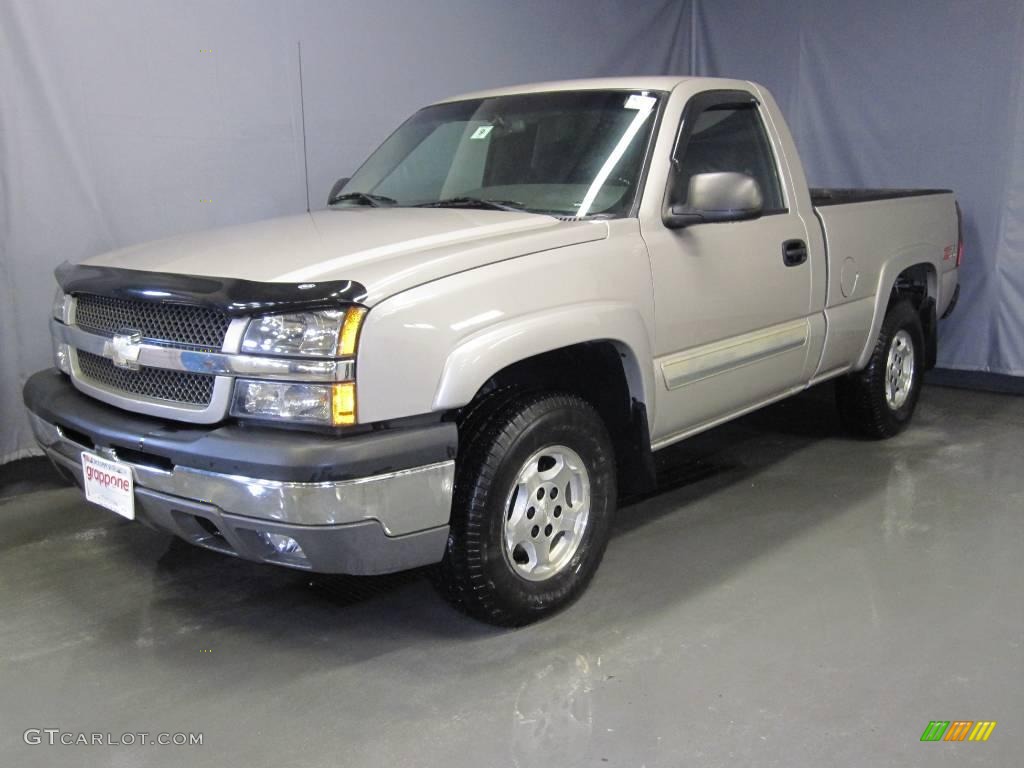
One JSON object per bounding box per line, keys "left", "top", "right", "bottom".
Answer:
{"left": 81, "top": 451, "right": 135, "bottom": 520}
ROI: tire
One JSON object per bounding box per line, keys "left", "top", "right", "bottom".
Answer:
{"left": 434, "top": 391, "right": 617, "bottom": 627}
{"left": 836, "top": 299, "right": 925, "bottom": 439}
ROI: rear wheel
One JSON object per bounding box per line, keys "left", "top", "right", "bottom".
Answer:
{"left": 836, "top": 299, "right": 925, "bottom": 439}
{"left": 435, "top": 392, "right": 616, "bottom": 626}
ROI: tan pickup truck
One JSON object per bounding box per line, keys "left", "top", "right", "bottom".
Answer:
{"left": 25, "top": 76, "right": 961, "bottom": 625}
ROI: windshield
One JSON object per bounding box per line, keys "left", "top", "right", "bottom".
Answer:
{"left": 337, "top": 90, "right": 663, "bottom": 218}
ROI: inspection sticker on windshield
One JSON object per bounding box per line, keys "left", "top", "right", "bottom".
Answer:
{"left": 624, "top": 94, "right": 656, "bottom": 111}
{"left": 81, "top": 451, "right": 135, "bottom": 520}
{"left": 470, "top": 125, "right": 494, "bottom": 140}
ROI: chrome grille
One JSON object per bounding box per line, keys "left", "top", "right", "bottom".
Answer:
{"left": 77, "top": 350, "right": 215, "bottom": 406}
{"left": 75, "top": 294, "right": 230, "bottom": 352}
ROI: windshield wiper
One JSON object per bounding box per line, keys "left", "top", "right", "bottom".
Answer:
{"left": 329, "top": 191, "right": 398, "bottom": 207}
{"left": 416, "top": 196, "right": 526, "bottom": 212}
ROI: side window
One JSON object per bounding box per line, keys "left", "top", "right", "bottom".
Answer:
{"left": 673, "top": 105, "right": 784, "bottom": 212}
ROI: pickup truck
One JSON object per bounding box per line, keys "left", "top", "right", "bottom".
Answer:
{"left": 24, "top": 76, "right": 961, "bottom": 626}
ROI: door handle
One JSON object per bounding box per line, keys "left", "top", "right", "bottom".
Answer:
{"left": 782, "top": 239, "right": 808, "bottom": 267}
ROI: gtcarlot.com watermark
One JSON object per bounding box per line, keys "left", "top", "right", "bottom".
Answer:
{"left": 24, "top": 729, "right": 203, "bottom": 747}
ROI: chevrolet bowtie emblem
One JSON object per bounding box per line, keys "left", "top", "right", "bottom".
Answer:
{"left": 105, "top": 328, "right": 143, "bottom": 370}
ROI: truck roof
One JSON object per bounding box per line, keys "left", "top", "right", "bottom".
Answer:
{"left": 439, "top": 76, "right": 733, "bottom": 103}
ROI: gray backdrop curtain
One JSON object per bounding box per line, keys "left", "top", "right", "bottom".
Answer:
{"left": 2, "top": 0, "right": 1022, "bottom": 462}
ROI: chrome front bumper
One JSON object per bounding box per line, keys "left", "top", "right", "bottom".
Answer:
{"left": 30, "top": 413, "right": 454, "bottom": 535}
{"left": 24, "top": 369, "right": 456, "bottom": 575}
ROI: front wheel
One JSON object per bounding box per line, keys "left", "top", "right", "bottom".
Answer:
{"left": 836, "top": 299, "right": 925, "bottom": 439}
{"left": 435, "top": 392, "right": 617, "bottom": 627}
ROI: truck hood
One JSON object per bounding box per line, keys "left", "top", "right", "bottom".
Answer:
{"left": 84, "top": 208, "right": 607, "bottom": 305}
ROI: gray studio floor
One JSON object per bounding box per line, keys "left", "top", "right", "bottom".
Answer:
{"left": 2, "top": 384, "right": 1021, "bottom": 767}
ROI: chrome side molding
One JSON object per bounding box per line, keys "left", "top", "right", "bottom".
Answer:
{"left": 661, "top": 319, "right": 810, "bottom": 390}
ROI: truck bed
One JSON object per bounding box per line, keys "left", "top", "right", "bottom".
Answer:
{"left": 810, "top": 188, "right": 952, "bottom": 207}
{"left": 810, "top": 186, "right": 958, "bottom": 373}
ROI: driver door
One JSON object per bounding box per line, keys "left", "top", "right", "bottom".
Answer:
{"left": 641, "top": 90, "right": 814, "bottom": 444}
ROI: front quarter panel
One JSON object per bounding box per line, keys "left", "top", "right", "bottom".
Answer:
{"left": 356, "top": 220, "right": 655, "bottom": 425}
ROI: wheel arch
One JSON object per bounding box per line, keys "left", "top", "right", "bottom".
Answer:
{"left": 433, "top": 301, "right": 654, "bottom": 417}
{"left": 855, "top": 253, "right": 939, "bottom": 371}
{"left": 437, "top": 303, "right": 657, "bottom": 496}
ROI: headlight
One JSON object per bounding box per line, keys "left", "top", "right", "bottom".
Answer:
{"left": 230, "top": 380, "right": 356, "bottom": 426}
{"left": 241, "top": 306, "right": 367, "bottom": 357}
{"left": 234, "top": 306, "right": 365, "bottom": 425}
{"left": 52, "top": 288, "right": 72, "bottom": 323}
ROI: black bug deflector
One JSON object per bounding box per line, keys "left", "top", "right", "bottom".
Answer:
{"left": 55, "top": 261, "right": 368, "bottom": 315}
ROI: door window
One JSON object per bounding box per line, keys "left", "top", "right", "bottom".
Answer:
{"left": 673, "top": 105, "right": 784, "bottom": 212}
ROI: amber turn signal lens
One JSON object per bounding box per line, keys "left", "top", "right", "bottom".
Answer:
{"left": 332, "top": 382, "right": 356, "bottom": 426}
{"left": 337, "top": 306, "right": 367, "bottom": 357}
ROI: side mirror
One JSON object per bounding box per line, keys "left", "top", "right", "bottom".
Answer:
{"left": 663, "top": 172, "right": 764, "bottom": 229}
{"left": 327, "top": 177, "right": 350, "bottom": 206}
